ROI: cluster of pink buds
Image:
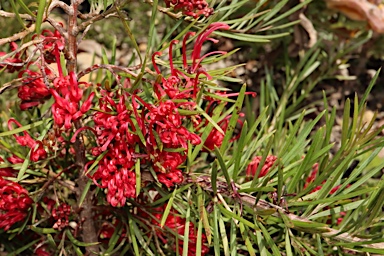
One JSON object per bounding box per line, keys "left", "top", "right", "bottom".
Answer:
{"left": 164, "top": 0, "right": 214, "bottom": 18}
{"left": 8, "top": 118, "right": 47, "bottom": 162}
{"left": 151, "top": 204, "right": 209, "bottom": 255}
{"left": 246, "top": 155, "right": 278, "bottom": 178}
{"left": 0, "top": 177, "right": 33, "bottom": 231}
{"left": 52, "top": 203, "right": 71, "bottom": 231}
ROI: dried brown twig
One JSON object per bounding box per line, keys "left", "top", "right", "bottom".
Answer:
{"left": 192, "top": 175, "right": 384, "bottom": 250}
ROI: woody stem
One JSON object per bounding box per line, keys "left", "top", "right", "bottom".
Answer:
{"left": 68, "top": 0, "right": 99, "bottom": 254}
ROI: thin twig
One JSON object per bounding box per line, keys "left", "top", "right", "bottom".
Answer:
{"left": 77, "top": 6, "right": 118, "bottom": 32}
{"left": 0, "top": 38, "right": 44, "bottom": 61}
{"left": 0, "top": 24, "right": 36, "bottom": 46}
{"left": 77, "top": 63, "right": 142, "bottom": 79}
{"left": 0, "top": 10, "right": 34, "bottom": 20}
{"left": 192, "top": 175, "right": 384, "bottom": 250}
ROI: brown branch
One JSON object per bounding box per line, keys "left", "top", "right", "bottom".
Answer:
{"left": 0, "top": 10, "right": 34, "bottom": 20}
{"left": 77, "top": 63, "right": 142, "bottom": 79}
{"left": 48, "top": 0, "right": 71, "bottom": 15}
{"left": 67, "top": 0, "right": 99, "bottom": 254}
{"left": 77, "top": 6, "right": 118, "bottom": 32}
{"left": 191, "top": 175, "right": 384, "bottom": 250}
{"left": 0, "top": 24, "right": 36, "bottom": 46}
{"left": 0, "top": 38, "right": 44, "bottom": 61}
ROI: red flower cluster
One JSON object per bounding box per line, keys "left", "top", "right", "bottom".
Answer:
{"left": 151, "top": 204, "right": 209, "bottom": 256}
{"left": 51, "top": 71, "right": 94, "bottom": 130}
{"left": 86, "top": 90, "right": 137, "bottom": 207}
{"left": 0, "top": 177, "right": 33, "bottom": 231}
{"left": 0, "top": 157, "right": 18, "bottom": 177}
{"left": 8, "top": 27, "right": 65, "bottom": 111}
{"left": 52, "top": 203, "right": 71, "bottom": 230}
{"left": 8, "top": 118, "right": 47, "bottom": 162}
{"left": 0, "top": 42, "right": 23, "bottom": 73}
{"left": 246, "top": 155, "right": 278, "bottom": 178}
{"left": 18, "top": 68, "right": 52, "bottom": 110}
{"left": 36, "top": 27, "right": 65, "bottom": 64}
{"left": 87, "top": 23, "right": 234, "bottom": 207}
{"left": 164, "top": 0, "right": 214, "bottom": 18}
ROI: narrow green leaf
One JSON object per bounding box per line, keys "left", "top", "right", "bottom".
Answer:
{"left": 285, "top": 230, "right": 293, "bottom": 256}
{"left": 182, "top": 204, "right": 191, "bottom": 256}
{"left": 7, "top": 239, "right": 40, "bottom": 256}
{"left": 359, "top": 68, "right": 380, "bottom": 111}
{"left": 135, "top": 149, "right": 141, "bottom": 197}
{"left": 341, "top": 98, "right": 350, "bottom": 147}
{"left": 213, "top": 203, "right": 220, "bottom": 256}
{"left": 256, "top": 221, "right": 282, "bottom": 256}
{"left": 128, "top": 218, "right": 140, "bottom": 256}
{"left": 15, "top": 0, "right": 36, "bottom": 16}
{"left": 218, "top": 204, "right": 257, "bottom": 229}
{"left": 30, "top": 226, "right": 58, "bottom": 234}
{"left": 239, "top": 223, "right": 256, "bottom": 256}
{"left": 211, "top": 160, "right": 218, "bottom": 195}
{"left": 116, "top": 7, "right": 142, "bottom": 65}
{"left": 66, "top": 229, "right": 99, "bottom": 247}
{"left": 232, "top": 121, "right": 248, "bottom": 180}
{"left": 35, "top": 0, "right": 46, "bottom": 34}
{"left": 160, "top": 191, "right": 176, "bottom": 227}
{"left": 131, "top": 220, "right": 155, "bottom": 256}
{"left": 0, "top": 119, "right": 47, "bottom": 137}
{"left": 9, "top": 0, "right": 27, "bottom": 29}
{"left": 214, "top": 31, "right": 269, "bottom": 43}
{"left": 214, "top": 146, "right": 231, "bottom": 186}
{"left": 219, "top": 214, "right": 230, "bottom": 256}
{"left": 72, "top": 244, "right": 84, "bottom": 256}
{"left": 220, "top": 83, "right": 247, "bottom": 154}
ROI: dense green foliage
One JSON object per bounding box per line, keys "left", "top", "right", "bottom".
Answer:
{"left": 0, "top": 0, "right": 383, "bottom": 255}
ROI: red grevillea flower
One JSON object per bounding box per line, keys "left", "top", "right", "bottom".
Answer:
{"left": 203, "top": 111, "right": 245, "bottom": 151}
{"left": 83, "top": 90, "right": 138, "bottom": 207}
{"left": 90, "top": 146, "right": 136, "bottom": 207}
{"left": 34, "top": 27, "right": 65, "bottom": 64}
{"left": 146, "top": 100, "right": 201, "bottom": 149}
{"left": 246, "top": 156, "right": 278, "bottom": 178}
{"left": 0, "top": 177, "right": 33, "bottom": 231}
{"left": 152, "top": 22, "right": 230, "bottom": 99}
{"left": 98, "top": 219, "right": 127, "bottom": 243}
{"left": 0, "top": 42, "right": 23, "bottom": 73}
{"left": 8, "top": 118, "right": 47, "bottom": 162}
{"left": 52, "top": 203, "right": 71, "bottom": 231}
{"left": 7, "top": 155, "right": 24, "bottom": 164}
{"left": 151, "top": 204, "right": 209, "bottom": 256}
{"left": 0, "top": 157, "right": 16, "bottom": 177}
{"left": 34, "top": 245, "right": 52, "bottom": 256}
{"left": 164, "top": 0, "right": 214, "bottom": 18}
{"left": 18, "top": 68, "right": 52, "bottom": 110}
{"left": 51, "top": 72, "right": 94, "bottom": 130}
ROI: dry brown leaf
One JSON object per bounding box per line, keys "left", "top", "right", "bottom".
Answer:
{"left": 326, "top": 0, "right": 384, "bottom": 33}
